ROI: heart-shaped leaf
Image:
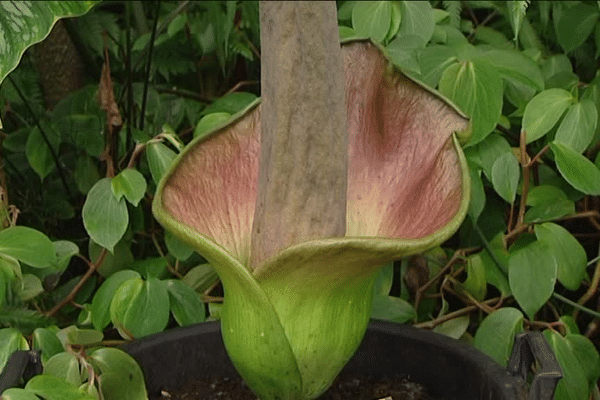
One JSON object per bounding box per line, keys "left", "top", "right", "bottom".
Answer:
{"left": 438, "top": 58, "right": 503, "bottom": 145}
{"left": 352, "top": 1, "right": 392, "bottom": 43}
{"left": 508, "top": 240, "right": 557, "bottom": 319}
{"left": 82, "top": 178, "right": 128, "bottom": 253}
{"left": 522, "top": 89, "right": 573, "bottom": 143}
{"left": 474, "top": 307, "right": 524, "bottom": 367}
{"left": 111, "top": 168, "right": 147, "bottom": 206}
{"left": 0, "top": 226, "right": 56, "bottom": 268}
{"left": 535, "top": 223, "right": 586, "bottom": 290}
{"left": 544, "top": 330, "right": 590, "bottom": 400}
{"left": 109, "top": 276, "right": 169, "bottom": 339}
{"left": 550, "top": 141, "right": 600, "bottom": 195}
{"left": 491, "top": 152, "right": 520, "bottom": 204}
{"left": 556, "top": 3, "right": 599, "bottom": 52}
{"left": 164, "top": 279, "right": 206, "bottom": 327}
{"left": 554, "top": 99, "right": 597, "bottom": 153}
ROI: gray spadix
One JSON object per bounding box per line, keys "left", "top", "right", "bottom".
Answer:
{"left": 153, "top": 39, "right": 470, "bottom": 400}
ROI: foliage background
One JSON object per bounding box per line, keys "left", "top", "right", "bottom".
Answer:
{"left": 0, "top": 1, "right": 599, "bottom": 399}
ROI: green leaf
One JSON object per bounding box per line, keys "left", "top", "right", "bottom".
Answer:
{"left": 1, "top": 388, "right": 41, "bottom": 400}
{"left": 433, "top": 315, "right": 469, "bottom": 339}
{"left": 544, "top": 330, "right": 590, "bottom": 400}
{"left": 506, "top": 1, "right": 530, "bottom": 42}
{"left": 58, "top": 115, "right": 103, "bottom": 158}
{"left": 25, "top": 125, "right": 60, "bottom": 181}
{"left": 554, "top": 100, "right": 598, "bottom": 153}
{"left": 535, "top": 223, "right": 586, "bottom": 291}
{"left": 373, "top": 262, "right": 394, "bottom": 296}
{"left": 91, "top": 269, "right": 140, "bottom": 331}
{"left": 130, "top": 257, "right": 167, "bottom": 278}
{"left": 165, "top": 279, "right": 205, "bottom": 327}
{"left": 90, "top": 348, "right": 147, "bottom": 400}
{"left": 508, "top": 240, "right": 556, "bottom": 319}
{"left": 397, "top": 1, "right": 435, "bottom": 45}
{"left": 370, "top": 294, "right": 416, "bottom": 323}
{"left": 522, "top": 89, "right": 573, "bottom": 143}
{"left": 53, "top": 240, "right": 80, "bottom": 275}
{"left": 550, "top": 141, "right": 600, "bottom": 195}
{"left": 32, "top": 327, "right": 64, "bottom": 363}
{"left": 200, "top": 92, "right": 257, "bottom": 116}
{"left": 194, "top": 112, "right": 231, "bottom": 139}
{"left": 468, "top": 166, "right": 485, "bottom": 222}
{"left": 0, "top": 308, "right": 48, "bottom": 336}
{"left": 385, "top": 2, "right": 401, "bottom": 42}
{"left": 473, "top": 308, "right": 524, "bottom": 367}
{"left": 459, "top": 254, "right": 486, "bottom": 301}
{"left": 523, "top": 200, "right": 575, "bottom": 223}
{"left": 44, "top": 352, "right": 82, "bottom": 386}
{"left": 565, "top": 334, "right": 600, "bottom": 385}
{"left": 0, "top": 1, "right": 98, "bottom": 85}
{"left": 89, "top": 240, "right": 134, "bottom": 278}
{"left": 438, "top": 58, "right": 503, "bottom": 145}
{"left": 556, "top": 4, "right": 599, "bottom": 52}
{"left": 417, "top": 45, "right": 457, "bottom": 88}
{"left": 386, "top": 35, "right": 423, "bottom": 73}
{"left": 0, "top": 327, "right": 28, "bottom": 371}
{"left": 482, "top": 49, "right": 544, "bottom": 93}
{"left": 475, "top": 133, "right": 513, "bottom": 181}
{"left": 25, "top": 374, "right": 96, "bottom": 400}
{"left": 351, "top": 1, "right": 392, "bottom": 43}
{"left": 338, "top": 26, "right": 362, "bottom": 41}
{"left": 16, "top": 274, "right": 44, "bottom": 301}
{"left": 111, "top": 169, "right": 147, "bottom": 207}
{"left": 167, "top": 13, "right": 186, "bottom": 37}
{"left": 146, "top": 142, "right": 176, "bottom": 185}
{"left": 0, "top": 226, "right": 57, "bottom": 268}
{"left": 526, "top": 185, "right": 567, "bottom": 206}
{"left": 164, "top": 231, "right": 194, "bottom": 261}
{"left": 110, "top": 277, "right": 169, "bottom": 339}
{"left": 74, "top": 155, "right": 100, "bottom": 195}
{"left": 491, "top": 152, "right": 520, "bottom": 204}
{"left": 82, "top": 178, "right": 128, "bottom": 253}
{"left": 64, "top": 326, "right": 103, "bottom": 346}
{"left": 181, "top": 263, "right": 218, "bottom": 293}
{"left": 480, "top": 247, "right": 511, "bottom": 296}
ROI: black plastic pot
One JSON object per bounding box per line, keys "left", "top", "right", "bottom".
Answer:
{"left": 122, "top": 320, "right": 561, "bottom": 400}
{"left": 0, "top": 320, "right": 562, "bottom": 399}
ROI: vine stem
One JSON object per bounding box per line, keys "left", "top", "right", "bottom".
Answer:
{"left": 574, "top": 241, "right": 600, "bottom": 320}
{"left": 516, "top": 129, "right": 530, "bottom": 228}
{"left": 139, "top": 0, "right": 161, "bottom": 130}
{"left": 413, "top": 297, "right": 503, "bottom": 330}
{"left": 552, "top": 292, "right": 600, "bottom": 319}
{"left": 47, "top": 249, "right": 107, "bottom": 317}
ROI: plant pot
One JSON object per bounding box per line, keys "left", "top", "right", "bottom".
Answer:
{"left": 0, "top": 320, "right": 561, "bottom": 399}
{"left": 121, "top": 319, "right": 561, "bottom": 400}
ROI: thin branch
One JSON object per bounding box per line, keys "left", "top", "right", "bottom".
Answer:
{"left": 414, "top": 297, "right": 503, "bottom": 330}
{"left": 414, "top": 250, "right": 464, "bottom": 311}
{"left": 553, "top": 292, "right": 600, "bottom": 319}
{"left": 516, "top": 129, "right": 530, "bottom": 227}
{"left": 574, "top": 242, "right": 600, "bottom": 320}
{"left": 47, "top": 250, "right": 108, "bottom": 317}
{"left": 139, "top": 0, "right": 161, "bottom": 130}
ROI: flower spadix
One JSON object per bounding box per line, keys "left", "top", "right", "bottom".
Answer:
{"left": 153, "top": 39, "right": 470, "bottom": 400}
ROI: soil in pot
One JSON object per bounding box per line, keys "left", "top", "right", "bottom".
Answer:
{"left": 157, "top": 372, "right": 437, "bottom": 400}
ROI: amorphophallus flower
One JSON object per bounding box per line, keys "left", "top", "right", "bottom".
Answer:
{"left": 153, "top": 3, "right": 470, "bottom": 400}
